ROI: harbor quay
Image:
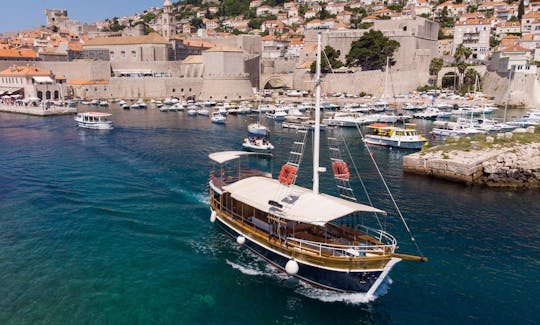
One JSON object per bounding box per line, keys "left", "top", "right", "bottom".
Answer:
{"left": 0, "top": 103, "right": 76, "bottom": 116}
{"left": 403, "top": 127, "right": 540, "bottom": 188}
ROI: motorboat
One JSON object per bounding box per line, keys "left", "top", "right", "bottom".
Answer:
{"left": 211, "top": 111, "right": 226, "bottom": 124}
{"left": 248, "top": 122, "right": 269, "bottom": 136}
{"left": 265, "top": 110, "right": 287, "bottom": 121}
{"left": 364, "top": 123, "right": 427, "bottom": 149}
{"left": 241, "top": 137, "right": 274, "bottom": 152}
{"left": 74, "top": 112, "right": 113, "bottom": 130}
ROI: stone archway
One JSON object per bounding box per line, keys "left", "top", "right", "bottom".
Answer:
{"left": 263, "top": 76, "right": 288, "bottom": 89}
{"left": 441, "top": 72, "right": 458, "bottom": 90}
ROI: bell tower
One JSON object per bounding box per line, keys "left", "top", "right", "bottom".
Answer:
{"left": 161, "top": 0, "right": 175, "bottom": 39}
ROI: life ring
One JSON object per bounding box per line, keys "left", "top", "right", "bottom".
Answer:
{"left": 278, "top": 164, "right": 297, "bottom": 185}
{"left": 332, "top": 161, "right": 350, "bottom": 180}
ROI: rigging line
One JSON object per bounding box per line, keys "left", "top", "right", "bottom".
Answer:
{"left": 336, "top": 128, "right": 384, "bottom": 230}
{"left": 354, "top": 122, "right": 425, "bottom": 258}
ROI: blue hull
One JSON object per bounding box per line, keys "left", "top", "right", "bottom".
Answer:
{"left": 216, "top": 218, "right": 383, "bottom": 293}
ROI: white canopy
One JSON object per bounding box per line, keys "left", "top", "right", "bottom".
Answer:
{"left": 223, "top": 176, "right": 385, "bottom": 225}
{"left": 32, "top": 76, "right": 54, "bottom": 83}
{"left": 209, "top": 151, "right": 271, "bottom": 164}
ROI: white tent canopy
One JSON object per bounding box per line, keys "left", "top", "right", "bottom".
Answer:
{"left": 32, "top": 76, "right": 54, "bottom": 83}
{"left": 208, "top": 151, "right": 271, "bottom": 164}
{"left": 223, "top": 176, "right": 385, "bottom": 225}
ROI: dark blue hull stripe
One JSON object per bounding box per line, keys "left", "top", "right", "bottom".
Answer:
{"left": 216, "top": 219, "right": 382, "bottom": 293}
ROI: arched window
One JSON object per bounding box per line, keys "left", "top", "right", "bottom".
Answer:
{"left": 37, "top": 91, "right": 43, "bottom": 99}
{"left": 54, "top": 90, "right": 59, "bottom": 99}
{"left": 121, "top": 51, "right": 125, "bottom": 58}
{"left": 45, "top": 91, "right": 51, "bottom": 99}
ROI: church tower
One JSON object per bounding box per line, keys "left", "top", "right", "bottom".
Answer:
{"left": 161, "top": 0, "right": 175, "bottom": 39}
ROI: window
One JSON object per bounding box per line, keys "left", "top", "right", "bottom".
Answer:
{"left": 110, "top": 51, "right": 115, "bottom": 59}
{"left": 172, "top": 88, "right": 175, "bottom": 92}
{"left": 121, "top": 51, "right": 125, "bottom": 58}
{"left": 132, "top": 50, "right": 136, "bottom": 57}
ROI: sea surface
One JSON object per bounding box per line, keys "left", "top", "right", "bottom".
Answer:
{"left": 0, "top": 106, "right": 538, "bottom": 324}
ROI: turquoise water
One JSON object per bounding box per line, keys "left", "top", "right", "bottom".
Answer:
{"left": 0, "top": 107, "right": 538, "bottom": 324}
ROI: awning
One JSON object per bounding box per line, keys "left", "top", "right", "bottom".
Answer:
{"left": 222, "top": 176, "right": 385, "bottom": 225}
{"left": 32, "top": 76, "right": 54, "bottom": 83}
{"left": 113, "top": 69, "right": 153, "bottom": 75}
{"left": 0, "top": 87, "right": 23, "bottom": 95}
{"left": 209, "top": 151, "right": 271, "bottom": 164}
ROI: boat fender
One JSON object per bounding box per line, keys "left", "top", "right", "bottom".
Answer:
{"left": 210, "top": 211, "right": 217, "bottom": 223}
{"left": 236, "top": 235, "right": 246, "bottom": 245}
{"left": 285, "top": 260, "right": 299, "bottom": 275}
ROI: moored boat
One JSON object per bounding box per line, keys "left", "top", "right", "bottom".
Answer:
{"left": 364, "top": 123, "right": 428, "bottom": 149}
{"left": 211, "top": 111, "right": 226, "bottom": 124}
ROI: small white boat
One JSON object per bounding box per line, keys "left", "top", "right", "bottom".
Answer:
{"left": 198, "top": 109, "right": 210, "bottom": 116}
{"left": 159, "top": 106, "right": 169, "bottom": 112}
{"left": 75, "top": 112, "right": 113, "bottom": 130}
{"left": 90, "top": 99, "right": 100, "bottom": 105}
{"left": 99, "top": 101, "right": 109, "bottom": 107}
{"left": 135, "top": 99, "right": 147, "bottom": 109}
{"left": 282, "top": 120, "right": 327, "bottom": 131}
{"left": 242, "top": 137, "right": 274, "bottom": 152}
{"left": 122, "top": 104, "right": 130, "bottom": 110}
{"left": 169, "top": 103, "right": 184, "bottom": 111}
{"left": 265, "top": 110, "right": 287, "bottom": 121}
{"left": 118, "top": 100, "right": 127, "bottom": 105}
{"left": 211, "top": 112, "right": 226, "bottom": 124}
{"left": 248, "top": 122, "right": 269, "bottom": 136}
{"left": 187, "top": 109, "right": 197, "bottom": 116}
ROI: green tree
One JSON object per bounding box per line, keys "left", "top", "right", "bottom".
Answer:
{"left": 490, "top": 36, "right": 501, "bottom": 49}
{"left": 140, "top": 12, "right": 156, "bottom": 24}
{"left": 454, "top": 44, "right": 472, "bottom": 63}
{"left": 518, "top": 0, "right": 524, "bottom": 19}
{"left": 190, "top": 17, "right": 204, "bottom": 29}
{"left": 461, "top": 68, "right": 481, "bottom": 94}
{"left": 429, "top": 58, "right": 444, "bottom": 76}
{"left": 310, "top": 45, "right": 344, "bottom": 73}
{"left": 345, "top": 30, "right": 400, "bottom": 70}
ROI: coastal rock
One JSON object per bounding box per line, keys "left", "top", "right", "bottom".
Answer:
{"left": 505, "top": 132, "right": 513, "bottom": 139}
{"left": 485, "top": 136, "right": 494, "bottom": 143}
{"left": 496, "top": 133, "right": 505, "bottom": 140}
{"left": 513, "top": 128, "right": 527, "bottom": 134}
{"left": 527, "top": 126, "right": 535, "bottom": 133}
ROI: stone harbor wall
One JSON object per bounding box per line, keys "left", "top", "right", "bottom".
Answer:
{"left": 403, "top": 128, "right": 540, "bottom": 189}
{"left": 482, "top": 142, "right": 540, "bottom": 188}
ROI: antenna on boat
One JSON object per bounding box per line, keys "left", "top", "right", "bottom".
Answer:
{"left": 313, "top": 32, "right": 322, "bottom": 195}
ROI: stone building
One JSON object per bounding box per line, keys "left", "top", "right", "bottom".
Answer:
{"left": 199, "top": 46, "right": 255, "bottom": 100}
{"left": 453, "top": 18, "right": 491, "bottom": 60}
{"left": 83, "top": 33, "right": 171, "bottom": 63}
{"left": 0, "top": 65, "right": 66, "bottom": 100}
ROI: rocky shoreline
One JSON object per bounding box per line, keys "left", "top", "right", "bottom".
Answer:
{"left": 403, "top": 127, "right": 540, "bottom": 189}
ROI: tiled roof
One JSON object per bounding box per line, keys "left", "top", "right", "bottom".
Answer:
{"left": 0, "top": 48, "right": 38, "bottom": 59}
{"left": 84, "top": 33, "right": 169, "bottom": 46}
{"left": 0, "top": 65, "right": 50, "bottom": 76}
{"left": 67, "top": 79, "right": 109, "bottom": 85}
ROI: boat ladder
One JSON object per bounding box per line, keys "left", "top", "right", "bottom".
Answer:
{"left": 327, "top": 136, "right": 357, "bottom": 202}
{"left": 285, "top": 127, "right": 309, "bottom": 176}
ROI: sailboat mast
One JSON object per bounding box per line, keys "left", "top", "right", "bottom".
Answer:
{"left": 313, "top": 32, "right": 322, "bottom": 195}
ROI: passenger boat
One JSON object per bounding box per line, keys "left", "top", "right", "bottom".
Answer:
{"left": 364, "top": 123, "right": 428, "bottom": 149}
{"left": 211, "top": 111, "right": 226, "bottom": 124}
{"left": 241, "top": 137, "right": 274, "bottom": 152}
{"left": 208, "top": 35, "right": 426, "bottom": 295}
{"left": 74, "top": 112, "right": 113, "bottom": 130}
{"left": 322, "top": 112, "right": 377, "bottom": 127}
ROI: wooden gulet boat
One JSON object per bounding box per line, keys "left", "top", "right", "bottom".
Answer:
{"left": 207, "top": 34, "right": 426, "bottom": 295}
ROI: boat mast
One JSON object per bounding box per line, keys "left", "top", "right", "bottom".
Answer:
{"left": 313, "top": 32, "right": 322, "bottom": 195}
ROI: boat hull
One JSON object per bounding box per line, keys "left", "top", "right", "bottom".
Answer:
{"left": 364, "top": 136, "right": 426, "bottom": 149}
{"left": 213, "top": 210, "right": 395, "bottom": 294}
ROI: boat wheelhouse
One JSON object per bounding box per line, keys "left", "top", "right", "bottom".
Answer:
{"left": 74, "top": 112, "right": 113, "bottom": 130}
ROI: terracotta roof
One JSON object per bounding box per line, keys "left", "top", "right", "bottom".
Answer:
{"left": 67, "top": 79, "right": 110, "bottom": 85}
{"left": 84, "top": 33, "right": 169, "bottom": 46}
{"left": 205, "top": 45, "right": 242, "bottom": 52}
{"left": 69, "top": 43, "right": 83, "bottom": 51}
{"left": 296, "top": 60, "right": 313, "bottom": 69}
{"left": 184, "top": 39, "right": 214, "bottom": 48}
{"left": 0, "top": 65, "right": 51, "bottom": 76}
{"left": 0, "top": 48, "right": 38, "bottom": 59}
{"left": 502, "top": 45, "right": 529, "bottom": 52}
{"left": 522, "top": 12, "right": 540, "bottom": 19}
